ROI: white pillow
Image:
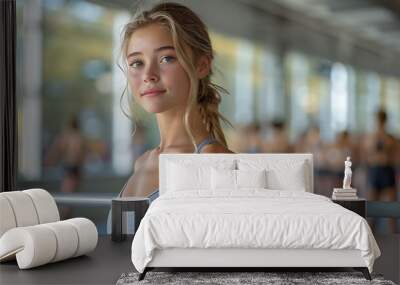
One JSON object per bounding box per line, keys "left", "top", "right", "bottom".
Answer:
{"left": 237, "top": 169, "right": 267, "bottom": 188}
{"left": 238, "top": 159, "right": 308, "bottom": 191}
{"left": 211, "top": 168, "right": 236, "bottom": 190}
{"left": 167, "top": 162, "right": 209, "bottom": 191}
{"left": 167, "top": 160, "right": 236, "bottom": 191}
{"left": 211, "top": 169, "right": 267, "bottom": 190}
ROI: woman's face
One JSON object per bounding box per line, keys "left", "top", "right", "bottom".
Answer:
{"left": 126, "top": 23, "right": 191, "bottom": 114}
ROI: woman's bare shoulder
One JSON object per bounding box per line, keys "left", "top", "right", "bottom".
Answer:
{"left": 133, "top": 148, "right": 158, "bottom": 170}
{"left": 201, "top": 143, "right": 235, "bottom": 154}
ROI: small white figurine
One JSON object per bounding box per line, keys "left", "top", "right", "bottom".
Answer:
{"left": 343, "top": 156, "right": 352, "bottom": 189}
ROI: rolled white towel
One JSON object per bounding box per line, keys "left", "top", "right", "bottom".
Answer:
{"left": 42, "top": 221, "right": 79, "bottom": 262}
{"left": 0, "top": 191, "right": 39, "bottom": 227}
{"left": 23, "top": 189, "right": 60, "bottom": 224}
{"left": 64, "top": 218, "right": 98, "bottom": 257}
{"left": 0, "top": 226, "right": 57, "bottom": 269}
{"left": 0, "top": 196, "right": 17, "bottom": 237}
{"left": 0, "top": 189, "right": 60, "bottom": 238}
{"left": 0, "top": 218, "right": 98, "bottom": 269}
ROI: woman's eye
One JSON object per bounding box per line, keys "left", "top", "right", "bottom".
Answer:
{"left": 160, "top": 56, "right": 175, "bottom": 64}
{"left": 129, "top": 60, "right": 143, "bottom": 68}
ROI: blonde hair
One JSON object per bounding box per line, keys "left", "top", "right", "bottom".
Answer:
{"left": 120, "top": 2, "right": 231, "bottom": 150}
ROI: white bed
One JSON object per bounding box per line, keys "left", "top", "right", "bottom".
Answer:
{"left": 131, "top": 154, "right": 380, "bottom": 280}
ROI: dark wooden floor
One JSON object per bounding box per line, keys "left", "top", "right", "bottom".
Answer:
{"left": 0, "top": 234, "right": 398, "bottom": 284}
{"left": 373, "top": 234, "right": 400, "bottom": 284}
{"left": 0, "top": 236, "right": 134, "bottom": 285}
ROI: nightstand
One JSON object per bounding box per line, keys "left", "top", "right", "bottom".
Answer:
{"left": 332, "top": 198, "right": 366, "bottom": 218}
{"left": 111, "top": 197, "right": 150, "bottom": 242}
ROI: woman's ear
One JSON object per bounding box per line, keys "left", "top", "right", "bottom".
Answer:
{"left": 196, "top": 55, "right": 211, "bottom": 79}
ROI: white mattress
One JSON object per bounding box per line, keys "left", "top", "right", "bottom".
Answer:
{"left": 131, "top": 190, "right": 380, "bottom": 273}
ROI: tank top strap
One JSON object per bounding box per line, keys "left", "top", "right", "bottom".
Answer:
{"left": 195, "top": 137, "right": 218, "bottom": 154}
{"left": 118, "top": 181, "right": 128, "bottom": 197}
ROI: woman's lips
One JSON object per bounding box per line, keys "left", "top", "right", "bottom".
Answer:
{"left": 141, "top": 89, "right": 166, "bottom": 97}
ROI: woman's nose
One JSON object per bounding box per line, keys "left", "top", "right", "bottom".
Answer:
{"left": 143, "top": 64, "right": 159, "bottom": 83}
{"left": 144, "top": 74, "right": 158, "bottom": 83}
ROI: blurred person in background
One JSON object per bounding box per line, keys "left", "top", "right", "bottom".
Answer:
{"left": 262, "top": 120, "right": 292, "bottom": 153}
{"left": 362, "top": 109, "right": 399, "bottom": 233}
{"left": 244, "top": 122, "right": 263, "bottom": 153}
{"left": 44, "top": 115, "right": 86, "bottom": 194}
{"left": 295, "top": 125, "right": 325, "bottom": 162}
{"left": 44, "top": 115, "right": 87, "bottom": 218}
{"left": 295, "top": 125, "right": 330, "bottom": 196}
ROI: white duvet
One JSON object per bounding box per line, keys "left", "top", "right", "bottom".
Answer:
{"left": 131, "top": 190, "right": 380, "bottom": 273}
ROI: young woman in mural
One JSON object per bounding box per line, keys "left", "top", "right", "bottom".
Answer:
{"left": 119, "top": 2, "right": 234, "bottom": 200}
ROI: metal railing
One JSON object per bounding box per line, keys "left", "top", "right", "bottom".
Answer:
{"left": 367, "top": 202, "right": 400, "bottom": 218}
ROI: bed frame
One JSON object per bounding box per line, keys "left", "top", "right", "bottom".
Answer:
{"left": 140, "top": 248, "right": 371, "bottom": 280}
{"left": 138, "top": 154, "right": 372, "bottom": 281}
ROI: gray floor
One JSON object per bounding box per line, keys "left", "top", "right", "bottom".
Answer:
{"left": 1, "top": 235, "right": 399, "bottom": 285}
